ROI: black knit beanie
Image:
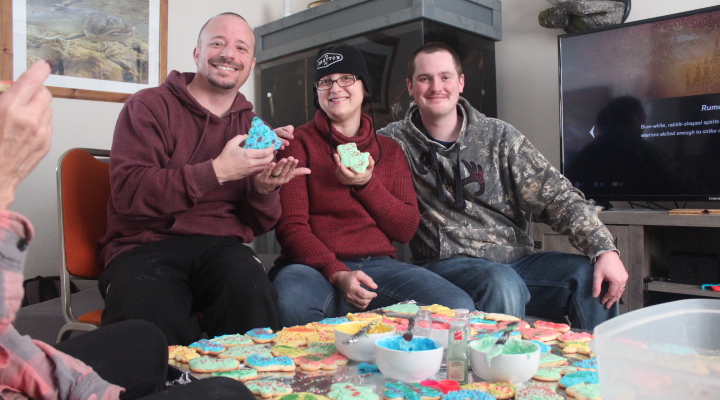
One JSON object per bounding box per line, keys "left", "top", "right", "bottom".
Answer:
{"left": 314, "top": 44, "right": 372, "bottom": 94}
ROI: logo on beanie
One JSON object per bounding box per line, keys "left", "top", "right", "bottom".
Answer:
{"left": 317, "top": 53, "right": 343, "bottom": 69}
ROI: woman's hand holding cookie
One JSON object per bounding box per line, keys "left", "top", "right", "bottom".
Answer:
{"left": 334, "top": 153, "right": 374, "bottom": 188}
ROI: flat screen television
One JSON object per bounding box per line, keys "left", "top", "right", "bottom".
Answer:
{"left": 559, "top": 5, "right": 720, "bottom": 203}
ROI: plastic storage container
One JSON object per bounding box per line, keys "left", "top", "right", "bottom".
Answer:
{"left": 593, "top": 299, "right": 720, "bottom": 400}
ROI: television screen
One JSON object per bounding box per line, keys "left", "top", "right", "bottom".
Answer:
{"left": 559, "top": 6, "right": 720, "bottom": 202}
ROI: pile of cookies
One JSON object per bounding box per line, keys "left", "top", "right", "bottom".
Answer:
{"left": 167, "top": 304, "right": 603, "bottom": 400}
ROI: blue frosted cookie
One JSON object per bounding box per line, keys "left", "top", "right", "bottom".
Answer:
{"left": 244, "top": 117, "right": 281, "bottom": 150}
{"left": 558, "top": 370, "right": 600, "bottom": 388}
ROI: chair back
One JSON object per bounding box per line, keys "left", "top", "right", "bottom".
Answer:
{"left": 57, "top": 148, "right": 110, "bottom": 279}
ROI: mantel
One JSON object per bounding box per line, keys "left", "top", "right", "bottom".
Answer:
{"left": 255, "top": 0, "right": 502, "bottom": 63}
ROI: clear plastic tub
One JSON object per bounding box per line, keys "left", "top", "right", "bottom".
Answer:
{"left": 593, "top": 299, "right": 720, "bottom": 399}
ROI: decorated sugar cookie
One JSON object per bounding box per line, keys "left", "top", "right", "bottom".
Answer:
{"left": 188, "top": 355, "right": 239, "bottom": 373}
{"left": 420, "top": 304, "right": 455, "bottom": 317}
{"left": 217, "top": 344, "right": 272, "bottom": 361}
{"left": 382, "top": 303, "right": 420, "bottom": 315}
{"left": 346, "top": 312, "right": 384, "bottom": 322}
{"left": 246, "top": 380, "right": 294, "bottom": 399}
{"left": 306, "top": 330, "right": 335, "bottom": 344}
{"left": 244, "top": 117, "right": 282, "bottom": 150}
{"left": 483, "top": 313, "right": 521, "bottom": 322}
{"left": 328, "top": 383, "right": 379, "bottom": 400}
{"left": 460, "top": 382, "right": 516, "bottom": 400}
{"left": 557, "top": 332, "right": 594, "bottom": 343}
{"left": 246, "top": 327, "right": 278, "bottom": 343}
{"left": 212, "top": 368, "right": 259, "bottom": 382}
{"left": 280, "top": 393, "right": 330, "bottom": 400}
{"left": 271, "top": 345, "right": 309, "bottom": 359}
{"left": 572, "top": 357, "right": 598, "bottom": 371}
{"left": 382, "top": 382, "right": 442, "bottom": 400}
{"left": 306, "top": 321, "right": 337, "bottom": 332}
{"left": 440, "top": 389, "right": 494, "bottom": 400}
{"left": 383, "top": 317, "right": 409, "bottom": 332}
{"left": 533, "top": 320, "right": 571, "bottom": 333}
{"left": 246, "top": 354, "right": 296, "bottom": 372}
{"left": 210, "top": 334, "right": 253, "bottom": 348}
{"left": 498, "top": 320, "right": 530, "bottom": 330}
{"left": 318, "top": 316, "right": 350, "bottom": 325}
{"left": 539, "top": 353, "right": 568, "bottom": 367}
{"left": 532, "top": 365, "right": 578, "bottom": 382}
{"left": 559, "top": 341, "right": 594, "bottom": 356}
{"left": 519, "top": 328, "right": 561, "bottom": 342}
{"left": 188, "top": 339, "right": 225, "bottom": 355}
{"left": 168, "top": 345, "right": 200, "bottom": 363}
{"left": 305, "top": 343, "right": 338, "bottom": 355}
{"left": 337, "top": 143, "right": 370, "bottom": 173}
{"left": 558, "top": 371, "right": 600, "bottom": 388}
{"left": 295, "top": 352, "right": 348, "bottom": 371}
{"left": 515, "top": 381, "right": 564, "bottom": 400}
{"left": 565, "top": 383, "right": 602, "bottom": 400}
{"left": 274, "top": 332, "right": 309, "bottom": 347}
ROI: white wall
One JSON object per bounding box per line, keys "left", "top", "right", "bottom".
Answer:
{"left": 12, "top": 0, "right": 718, "bottom": 278}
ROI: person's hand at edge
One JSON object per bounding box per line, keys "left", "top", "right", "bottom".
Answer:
{"left": 331, "top": 270, "right": 378, "bottom": 310}
{"left": 273, "top": 125, "right": 294, "bottom": 150}
{"left": 593, "top": 250, "right": 628, "bottom": 309}
{"left": 0, "top": 61, "right": 53, "bottom": 210}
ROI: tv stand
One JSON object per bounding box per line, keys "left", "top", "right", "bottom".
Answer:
{"left": 532, "top": 210, "right": 720, "bottom": 313}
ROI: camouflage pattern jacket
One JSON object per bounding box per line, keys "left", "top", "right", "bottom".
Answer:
{"left": 379, "top": 97, "right": 617, "bottom": 265}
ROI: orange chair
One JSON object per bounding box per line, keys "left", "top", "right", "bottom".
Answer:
{"left": 56, "top": 148, "right": 111, "bottom": 342}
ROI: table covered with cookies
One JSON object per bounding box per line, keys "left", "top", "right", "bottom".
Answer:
{"left": 167, "top": 302, "right": 611, "bottom": 400}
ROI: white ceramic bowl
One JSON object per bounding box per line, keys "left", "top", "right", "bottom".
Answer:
{"left": 334, "top": 322, "right": 396, "bottom": 363}
{"left": 469, "top": 338, "right": 540, "bottom": 383}
{"left": 374, "top": 336, "right": 444, "bottom": 382}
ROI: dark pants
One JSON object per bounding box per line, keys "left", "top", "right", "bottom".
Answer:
{"left": 57, "top": 320, "right": 254, "bottom": 400}
{"left": 99, "top": 235, "right": 279, "bottom": 345}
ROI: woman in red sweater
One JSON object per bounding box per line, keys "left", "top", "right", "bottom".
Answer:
{"left": 271, "top": 44, "right": 474, "bottom": 327}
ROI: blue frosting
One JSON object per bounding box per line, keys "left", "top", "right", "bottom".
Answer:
{"left": 529, "top": 340, "right": 552, "bottom": 354}
{"left": 376, "top": 336, "right": 439, "bottom": 352}
{"left": 559, "top": 371, "right": 600, "bottom": 388}
{"left": 441, "top": 389, "right": 494, "bottom": 400}
{"left": 244, "top": 117, "right": 282, "bottom": 150}
{"left": 357, "top": 363, "right": 380, "bottom": 373}
{"left": 318, "top": 317, "right": 350, "bottom": 325}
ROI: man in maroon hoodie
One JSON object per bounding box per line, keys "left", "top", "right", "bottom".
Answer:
{"left": 99, "top": 12, "right": 309, "bottom": 345}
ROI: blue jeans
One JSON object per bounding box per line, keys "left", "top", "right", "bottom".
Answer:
{"left": 424, "top": 252, "right": 619, "bottom": 330}
{"left": 272, "top": 256, "right": 476, "bottom": 327}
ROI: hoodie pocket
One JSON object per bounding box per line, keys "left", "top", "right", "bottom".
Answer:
{"left": 438, "top": 225, "right": 517, "bottom": 260}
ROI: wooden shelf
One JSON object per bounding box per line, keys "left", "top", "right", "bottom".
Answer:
{"left": 646, "top": 281, "right": 720, "bottom": 298}
{"left": 599, "top": 210, "right": 720, "bottom": 228}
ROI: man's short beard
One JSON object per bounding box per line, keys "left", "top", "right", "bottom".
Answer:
{"left": 207, "top": 75, "right": 239, "bottom": 90}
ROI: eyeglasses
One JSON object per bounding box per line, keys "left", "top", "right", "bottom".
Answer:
{"left": 314, "top": 75, "right": 358, "bottom": 90}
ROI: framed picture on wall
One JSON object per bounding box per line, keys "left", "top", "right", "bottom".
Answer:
{"left": 1, "top": 0, "right": 167, "bottom": 102}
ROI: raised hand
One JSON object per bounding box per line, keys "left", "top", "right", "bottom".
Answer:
{"left": 253, "top": 156, "right": 311, "bottom": 194}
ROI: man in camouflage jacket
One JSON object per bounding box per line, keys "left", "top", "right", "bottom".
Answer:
{"left": 379, "top": 42, "right": 628, "bottom": 330}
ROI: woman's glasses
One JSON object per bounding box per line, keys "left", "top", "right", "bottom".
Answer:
{"left": 314, "top": 75, "right": 358, "bottom": 90}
